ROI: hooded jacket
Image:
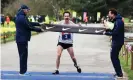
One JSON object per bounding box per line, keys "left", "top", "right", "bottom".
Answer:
{"left": 15, "top": 9, "right": 42, "bottom": 42}
{"left": 105, "top": 14, "right": 124, "bottom": 45}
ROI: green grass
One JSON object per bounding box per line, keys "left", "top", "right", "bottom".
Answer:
{"left": 120, "top": 54, "right": 133, "bottom": 80}
{"left": 1, "top": 35, "right": 15, "bottom": 43}
{"left": 124, "top": 18, "right": 130, "bottom": 23}
{"left": 1, "top": 32, "right": 38, "bottom": 44}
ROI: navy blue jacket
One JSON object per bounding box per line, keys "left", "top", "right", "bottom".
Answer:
{"left": 105, "top": 14, "right": 124, "bottom": 45}
{"left": 15, "top": 10, "right": 42, "bottom": 43}
{"left": 1, "top": 16, "right": 5, "bottom": 23}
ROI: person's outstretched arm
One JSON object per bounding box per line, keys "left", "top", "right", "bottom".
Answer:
{"left": 19, "top": 15, "right": 43, "bottom": 32}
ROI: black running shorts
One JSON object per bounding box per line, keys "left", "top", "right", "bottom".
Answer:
{"left": 57, "top": 42, "right": 73, "bottom": 49}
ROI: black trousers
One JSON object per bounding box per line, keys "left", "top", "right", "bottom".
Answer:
{"left": 17, "top": 42, "right": 28, "bottom": 74}
{"left": 111, "top": 43, "right": 123, "bottom": 76}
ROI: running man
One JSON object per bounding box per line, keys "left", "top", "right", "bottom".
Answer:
{"left": 52, "top": 11, "right": 82, "bottom": 74}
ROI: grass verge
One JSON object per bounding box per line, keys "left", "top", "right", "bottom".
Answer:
{"left": 120, "top": 54, "right": 133, "bottom": 80}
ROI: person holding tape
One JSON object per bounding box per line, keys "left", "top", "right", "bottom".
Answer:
{"left": 15, "top": 5, "right": 44, "bottom": 75}
{"left": 103, "top": 8, "right": 124, "bottom": 78}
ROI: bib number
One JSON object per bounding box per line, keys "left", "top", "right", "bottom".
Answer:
{"left": 62, "top": 33, "right": 71, "bottom": 40}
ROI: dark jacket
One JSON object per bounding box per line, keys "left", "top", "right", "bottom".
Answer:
{"left": 1, "top": 16, "right": 5, "bottom": 23}
{"left": 15, "top": 10, "right": 42, "bottom": 43}
{"left": 105, "top": 14, "right": 124, "bottom": 45}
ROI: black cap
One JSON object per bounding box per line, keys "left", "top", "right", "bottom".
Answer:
{"left": 21, "top": 5, "right": 30, "bottom": 10}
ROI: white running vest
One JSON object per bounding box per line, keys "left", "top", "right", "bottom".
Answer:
{"left": 58, "top": 20, "right": 75, "bottom": 44}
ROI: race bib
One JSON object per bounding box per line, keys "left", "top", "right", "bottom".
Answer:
{"left": 62, "top": 32, "right": 71, "bottom": 40}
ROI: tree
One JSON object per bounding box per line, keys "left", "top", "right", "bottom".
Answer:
{"left": 1, "top": 0, "right": 16, "bottom": 13}
{"left": 2, "top": 0, "right": 133, "bottom": 19}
